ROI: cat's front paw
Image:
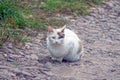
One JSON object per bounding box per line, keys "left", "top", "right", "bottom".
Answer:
{"left": 51, "top": 57, "right": 63, "bottom": 62}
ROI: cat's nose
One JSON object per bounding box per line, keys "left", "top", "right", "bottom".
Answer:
{"left": 55, "top": 41, "right": 58, "bottom": 44}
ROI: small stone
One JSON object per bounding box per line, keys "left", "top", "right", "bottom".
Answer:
{"left": 70, "top": 19, "right": 76, "bottom": 22}
{"left": 19, "top": 51, "right": 24, "bottom": 55}
{"left": 8, "top": 43, "right": 13, "bottom": 49}
{"left": 68, "top": 77, "right": 77, "bottom": 80}
{"left": 25, "top": 45, "right": 30, "bottom": 49}
{"left": 26, "top": 54, "right": 38, "bottom": 60}
{"left": 31, "top": 54, "right": 39, "bottom": 60}
{"left": 102, "top": 79, "right": 107, "bottom": 80}
{"left": 3, "top": 53, "right": 8, "bottom": 57}
{"left": 85, "top": 39, "right": 95, "bottom": 44}
{"left": 5, "top": 48, "right": 14, "bottom": 54}
{"left": 98, "top": 8, "right": 105, "bottom": 14}
{"left": 111, "top": 69, "right": 116, "bottom": 72}
{"left": 7, "top": 57, "right": 16, "bottom": 62}
{"left": 106, "top": 2, "right": 114, "bottom": 7}
{"left": 41, "top": 2, "right": 45, "bottom": 5}
{"left": 108, "top": 14, "right": 116, "bottom": 18}
{"left": 44, "top": 62, "right": 52, "bottom": 69}
{"left": 24, "top": 43, "right": 31, "bottom": 49}
{"left": 49, "top": 76, "right": 61, "bottom": 80}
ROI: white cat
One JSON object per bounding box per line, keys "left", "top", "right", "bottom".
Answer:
{"left": 46, "top": 25, "right": 84, "bottom": 62}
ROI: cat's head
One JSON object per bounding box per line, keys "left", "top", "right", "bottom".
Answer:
{"left": 47, "top": 25, "right": 66, "bottom": 45}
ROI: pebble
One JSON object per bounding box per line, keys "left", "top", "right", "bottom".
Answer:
{"left": 68, "top": 77, "right": 77, "bottom": 80}
{"left": 24, "top": 43, "right": 31, "bottom": 49}
{"left": 7, "top": 57, "right": 16, "bottom": 62}
{"left": 44, "top": 62, "right": 52, "bottom": 69}
{"left": 26, "top": 54, "right": 39, "bottom": 60}
{"left": 7, "top": 43, "right": 13, "bottom": 49}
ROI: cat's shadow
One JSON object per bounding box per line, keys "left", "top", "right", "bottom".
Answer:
{"left": 38, "top": 56, "right": 52, "bottom": 64}
{"left": 38, "top": 56, "right": 79, "bottom": 64}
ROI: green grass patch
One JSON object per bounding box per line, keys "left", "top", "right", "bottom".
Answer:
{"left": 39, "top": 0, "right": 103, "bottom": 15}
{"left": 0, "top": 0, "right": 46, "bottom": 47}
{"left": 44, "top": 0, "right": 62, "bottom": 10}
{"left": 0, "top": 0, "right": 27, "bottom": 27}
{"left": 0, "top": 0, "right": 103, "bottom": 47}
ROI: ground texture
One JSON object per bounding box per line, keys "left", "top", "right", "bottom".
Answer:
{"left": 0, "top": 0, "right": 120, "bottom": 80}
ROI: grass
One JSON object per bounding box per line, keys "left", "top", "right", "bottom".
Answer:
{"left": 0, "top": 0, "right": 103, "bottom": 47}
{"left": 0, "top": 0, "right": 26, "bottom": 27}
{"left": 38, "top": 0, "right": 103, "bottom": 15}
{"left": 29, "top": 0, "right": 103, "bottom": 27}
{"left": 0, "top": 0, "right": 46, "bottom": 47}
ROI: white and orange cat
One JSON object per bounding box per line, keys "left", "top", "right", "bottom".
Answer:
{"left": 46, "top": 25, "right": 84, "bottom": 62}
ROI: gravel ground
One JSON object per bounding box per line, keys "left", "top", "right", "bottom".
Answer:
{"left": 0, "top": 0, "right": 120, "bottom": 80}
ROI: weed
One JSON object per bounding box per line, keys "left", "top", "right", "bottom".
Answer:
{"left": 0, "top": 0, "right": 103, "bottom": 47}
{"left": 0, "top": 0, "right": 46, "bottom": 47}
{"left": 39, "top": 0, "right": 103, "bottom": 15}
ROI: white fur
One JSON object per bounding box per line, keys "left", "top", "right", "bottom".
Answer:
{"left": 47, "top": 28, "right": 84, "bottom": 62}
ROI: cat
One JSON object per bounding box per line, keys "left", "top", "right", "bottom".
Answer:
{"left": 46, "top": 25, "right": 84, "bottom": 62}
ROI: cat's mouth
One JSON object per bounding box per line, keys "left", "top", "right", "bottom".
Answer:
{"left": 55, "top": 42, "right": 59, "bottom": 44}
{"left": 53, "top": 42, "right": 61, "bottom": 46}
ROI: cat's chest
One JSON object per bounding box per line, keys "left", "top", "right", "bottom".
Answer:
{"left": 50, "top": 45, "right": 65, "bottom": 53}
{"left": 48, "top": 45, "right": 68, "bottom": 57}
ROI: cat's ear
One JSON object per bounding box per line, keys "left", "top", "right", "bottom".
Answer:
{"left": 48, "top": 26, "right": 53, "bottom": 33}
{"left": 61, "top": 25, "right": 66, "bottom": 33}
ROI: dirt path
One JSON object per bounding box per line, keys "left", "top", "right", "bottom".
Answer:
{"left": 0, "top": 0, "right": 120, "bottom": 80}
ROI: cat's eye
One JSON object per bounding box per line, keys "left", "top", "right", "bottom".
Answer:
{"left": 58, "top": 35, "right": 64, "bottom": 39}
{"left": 52, "top": 37, "right": 55, "bottom": 39}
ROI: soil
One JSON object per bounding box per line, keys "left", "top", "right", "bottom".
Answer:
{"left": 0, "top": 0, "right": 120, "bottom": 80}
